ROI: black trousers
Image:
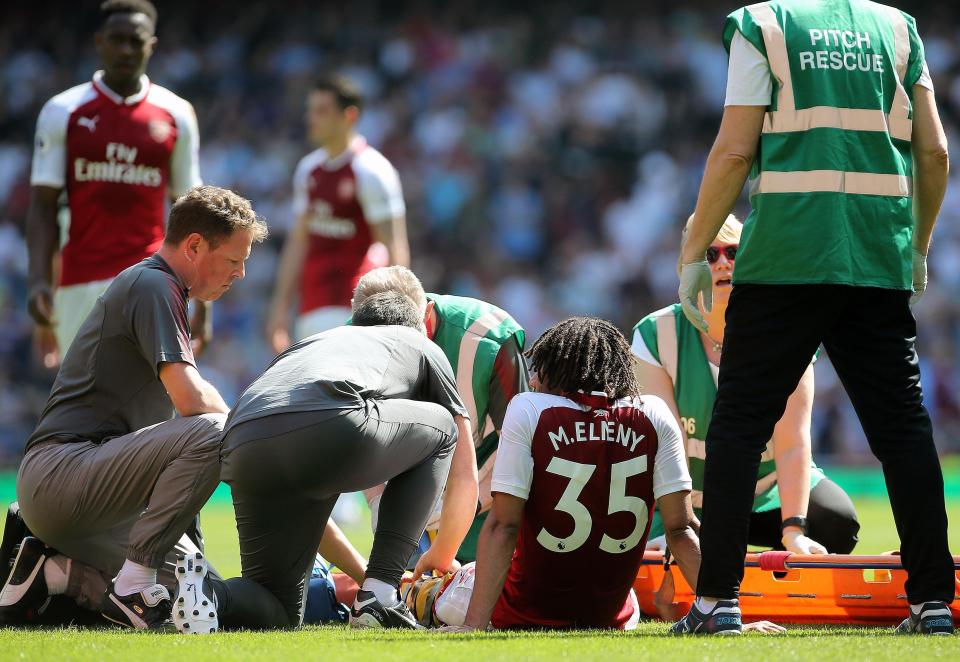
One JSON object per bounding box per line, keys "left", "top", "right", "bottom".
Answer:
{"left": 697, "top": 284, "right": 954, "bottom": 604}
{"left": 213, "top": 401, "right": 457, "bottom": 629}
{"left": 748, "top": 478, "right": 860, "bottom": 554}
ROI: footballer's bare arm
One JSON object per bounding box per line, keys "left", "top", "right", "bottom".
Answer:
{"left": 26, "top": 185, "right": 62, "bottom": 327}
{"left": 369, "top": 215, "right": 410, "bottom": 267}
{"left": 414, "top": 415, "right": 478, "bottom": 577}
{"left": 26, "top": 186, "right": 65, "bottom": 367}
{"left": 266, "top": 212, "right": 310, "bottom": 354}
{"left": 318, "top": 520, "right": 367, "bottom": 584}
{"left": 658, "top": 489, "right": 701, "bottom": 591}
{"left": 458, "top": 492, "right": 524, "bottom": 631}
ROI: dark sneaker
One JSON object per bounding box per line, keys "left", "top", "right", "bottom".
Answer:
{"left": 0, "top": 502, "right": 31, "bottom": 587}
{"left": 101, "top": 581, "right": 173, "bottom": 630}
{"left": 349, "top": 589, "right": 422, "bottom": 629}
{"left": 895, "top": 602, "right": 955, "bottom": 635}
{"left": 172, "top": 551, "right": 218, "bottom": 634}
{"left": 0, "top": 537, "right": 51, "bottom": 624}
{"left": 671, "top": 598, "right": 742, "bottom": 635}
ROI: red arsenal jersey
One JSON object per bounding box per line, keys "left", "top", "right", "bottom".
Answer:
{"left": 489, "top": 392, "right": 690, "bottom": 630}
{"left": 291, "top": 136, "right": 405, "bottom": 313}
{"left": 31, "top": 71, "right": 201, "bottom": 286}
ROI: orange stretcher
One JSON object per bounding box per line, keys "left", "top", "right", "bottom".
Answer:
{"left": 633, "top": 550, "right": 960, "bottom": 625}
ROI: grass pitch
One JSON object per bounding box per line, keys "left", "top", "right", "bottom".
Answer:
{"left": 1, "top": 622, "right": 959, "bottom": 662}
{"left": 1, "top": 496, "right": 957, "bottom": 661}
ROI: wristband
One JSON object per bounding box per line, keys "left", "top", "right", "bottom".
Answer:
{"left": 781, "top": 516, "right": 808, "bottom": 535}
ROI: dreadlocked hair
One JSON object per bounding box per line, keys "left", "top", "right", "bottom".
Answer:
{"left": 526, "top": 317, "right": 639, "bottom": 400}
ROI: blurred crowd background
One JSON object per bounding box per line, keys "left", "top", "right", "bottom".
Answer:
{"left": 1, "top": 0, "right": 959, "bottom": 466}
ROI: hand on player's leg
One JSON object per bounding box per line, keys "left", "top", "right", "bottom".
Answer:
{"left": 413, "top": 545, "right": 461, "bottom": 578}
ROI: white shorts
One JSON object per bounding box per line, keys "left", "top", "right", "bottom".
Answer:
{"left": 432, "top": 562, "right": 642, "bottom": 630}
{"left": 295, "top": 306, "right": 351, "bottom": 341}
{"left": 53, "top": 277, "right": 113, "bottom": 355}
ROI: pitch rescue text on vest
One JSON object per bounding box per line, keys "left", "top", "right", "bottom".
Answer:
{"left": 799, "top": 29, "right": 884, "bottom": 73}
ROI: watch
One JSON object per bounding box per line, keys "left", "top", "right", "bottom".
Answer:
{"left": 781, "top": 516, "right": 809, "bottom": 535}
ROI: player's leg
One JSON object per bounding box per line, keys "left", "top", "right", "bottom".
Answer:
{"left": 14, "top": 413, "right": 224, "bottom": 628}
{"left": 51, "top": 278, "right": 112, "bottom": 356}
{"left": 397, "top": 562, "right": 476, "bottom": 628}
{"left": 805, "top": 478, "right": 859, "bottom": 554}
{"left": 823, "top": 287, "right": 954, "bottom": 623}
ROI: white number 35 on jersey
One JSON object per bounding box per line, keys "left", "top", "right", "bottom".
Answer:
{"left": 537, "top": 456, "right": 648, "bottom": 555}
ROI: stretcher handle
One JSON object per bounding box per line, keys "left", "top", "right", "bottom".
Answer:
{"left": 641, "top": 550, "right": 960, "bottom": 571}
{"left": 753, "top": 551, "right": 960, "bottom": 572}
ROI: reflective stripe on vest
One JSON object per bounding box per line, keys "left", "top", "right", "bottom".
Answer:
{"left": 456, "top": 308, "right": 512, "bottom": 445}
{"left": 751, "top": 170, "right": 912, "bottom": 197}
{"left": 655, "top": 312, "right": 678, "bottom": 385}
{"left": 747, "top": 2, "right": 913, "bottom": 195}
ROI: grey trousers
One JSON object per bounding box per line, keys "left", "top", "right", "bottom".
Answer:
{"left": 17, "top": 414, "right": 225, "bottom": 610}
{"left": 216, "top": 400, "right": 457, "bottom": 629}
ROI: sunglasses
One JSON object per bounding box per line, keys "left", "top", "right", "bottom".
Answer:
{"left": 706, "top": 245, "right": 737, "bottom": 263}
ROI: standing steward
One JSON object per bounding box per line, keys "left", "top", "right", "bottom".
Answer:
{"left": 673, "top": 0, "right": 954, "bottom": 636}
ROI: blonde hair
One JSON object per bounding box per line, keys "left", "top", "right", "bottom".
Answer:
{"left": 678, "top": 213, "right": 743, "bottom": 273}
{"left": 352, "top": 266, "right": 428, "bottom": 316}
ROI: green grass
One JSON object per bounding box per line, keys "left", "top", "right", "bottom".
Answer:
{"left": 1, "top": 624, "right": 959, "bottom": 662}
{"left": 2, "top": 497, "right": 957, "bottom": 660}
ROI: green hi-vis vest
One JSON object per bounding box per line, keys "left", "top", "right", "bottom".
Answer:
{"left": 348, "top": 295, "right": 525, "bottom": 561}
{"left": 428, "top": 293, "right": 525, "bottom": 457}
{"left": 725, "top": 1, "right": 926, "bottom": 289}
{"left": 633, "top": 305, "right": 824, "bottom": 536}
{"left": 428, "top": 294, "right": 525, "bottom": 562}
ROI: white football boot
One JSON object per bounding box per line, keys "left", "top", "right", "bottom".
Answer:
{"left": 172, "top": 552, "right": 218, "bottom": 634}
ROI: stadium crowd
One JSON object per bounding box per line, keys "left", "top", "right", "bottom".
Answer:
{"left": 1, "top": 0, "right": 960, "bottom": 464}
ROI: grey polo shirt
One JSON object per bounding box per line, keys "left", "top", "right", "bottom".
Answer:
{"left": 225, "top": 325, "right": 468, "bottom": 432}
{"left": 26, "top": 255, "right": 194, "bottom": 451}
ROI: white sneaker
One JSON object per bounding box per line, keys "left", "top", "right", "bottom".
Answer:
{"left": 172, "top": 552, "right": 218, "bottom": 634}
